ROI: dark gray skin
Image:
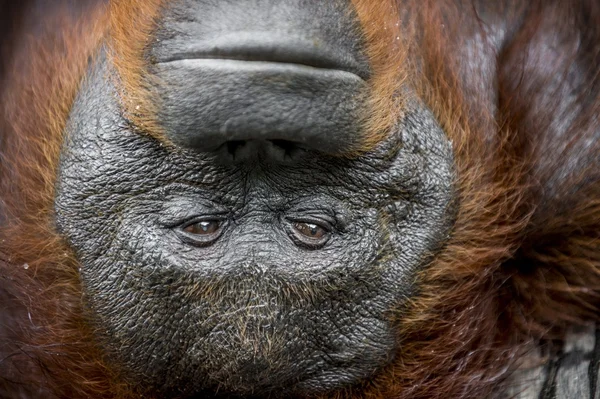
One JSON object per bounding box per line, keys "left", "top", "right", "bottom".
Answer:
{"left": 54, "top": 0, "right": 455, "bottom": 397}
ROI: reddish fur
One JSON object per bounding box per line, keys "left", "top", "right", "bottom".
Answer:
{"left": 109, "top": 0, "right": 168, "bottom": 142}
{"left": 341, "top": 2, "right": 600, "bottom": 398}
{"left": 0, "top": 2, "right": 138, "bottom": 398}
{"left": 350, "top": 0, "right": 407, "bottom": 154}
{"left": 1, "top": 1, "right": 599, "bottom": 398}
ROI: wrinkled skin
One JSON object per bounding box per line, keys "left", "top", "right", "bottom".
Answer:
{"left": 54, "top": 0, "right": 455, "bottom": 397}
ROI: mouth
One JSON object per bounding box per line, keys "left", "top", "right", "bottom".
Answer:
{"left": 150, "top": 32, "right": 370, "bottom": 155}
{"left": 155, "top": 32, "right": 370, "bottom": 81}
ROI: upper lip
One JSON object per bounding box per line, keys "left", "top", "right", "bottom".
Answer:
{"left": 156, "top": 32, "right": 370, "bottom": 81}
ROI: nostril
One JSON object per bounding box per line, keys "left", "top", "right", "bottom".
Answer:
{"left": 268, "top": 140, "right": 302, "bottom": 157}
{"left": 219, "top": 140, "right": 306, "bottom": 163}
{"left": 268, "top": 140, "right": 306, "bottom": 160}
{"left": 269, "top": 139, "right": 298, "bottom": 153}
{"left": 226, "top": 140, "right": 246, "bottom": 156}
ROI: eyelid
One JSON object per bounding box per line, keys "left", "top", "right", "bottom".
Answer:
{"left": 157, "top": 195, "right": 230, "bottom": 228}
{"left": 284, "top": 215, "right": 335, "bottom": 231}
{"left": 160, "top": 211, "right": 229, "bottom": 229}
{"left": 180, "top": 214, "right": 228, "bottom": 228}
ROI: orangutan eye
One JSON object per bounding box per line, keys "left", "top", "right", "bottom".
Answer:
{"left": 293, "top": 222, "right": 327, "bottom": 239}
{"left": 183, "top": 220, "right": 221, "bottom": 235}
{"left": 288, "top": 220, "right": 331, "bottom": 249}
{"left": 177, "top": 218, "right": 226, "bottom": 247}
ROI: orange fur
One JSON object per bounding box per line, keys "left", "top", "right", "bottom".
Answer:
{"left": 109, "top": 0, "right": 168, "bottom": 142}
{"left": 0, "top": 3, "right": 139, "bottom": 398}
{"left": 350, "top": 0, "right": 407, "bottom": 154}
{"left": 330, "top": 1, "right": 600, "bottom": 398}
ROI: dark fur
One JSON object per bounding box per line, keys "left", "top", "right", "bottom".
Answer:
{"left": 1, "top": 1, "right": 599, "bottom": 398}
